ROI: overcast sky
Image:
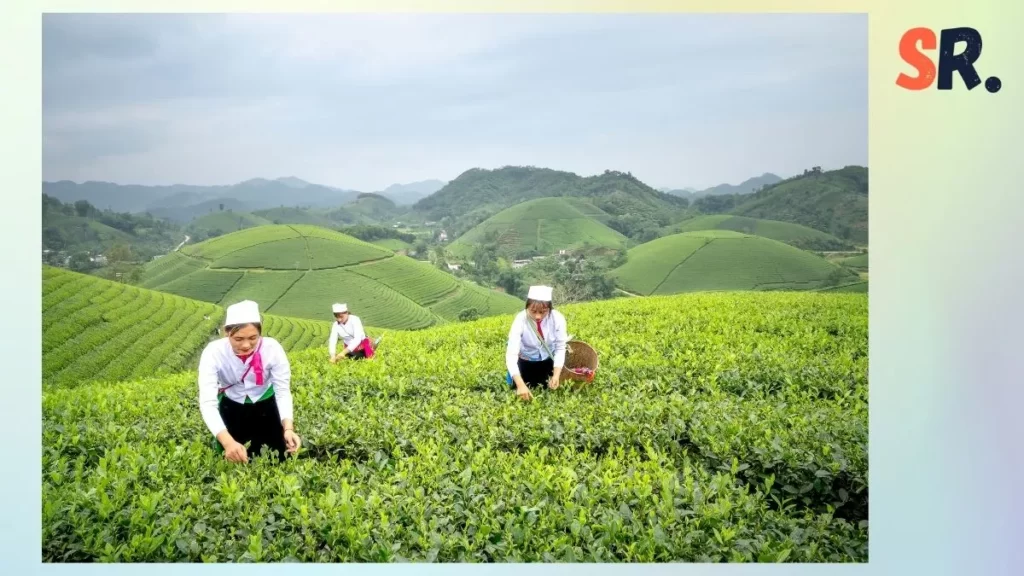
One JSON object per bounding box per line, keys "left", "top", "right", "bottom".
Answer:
{"left": 42, "top": 13, "right": 867, "bottom": 192}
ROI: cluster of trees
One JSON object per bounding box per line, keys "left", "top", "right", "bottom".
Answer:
{"left": 692, "top": 194, "right": 741, "bottom": 213}
{"left": 44, "top": 240, "right": 144, "bottom": 284}
{"left": 42, "top": 195, "right": 183, "bottom": 263}
{"left": 547, "top": 257, "right": 618, "bottom": 304}
{"left": 606, "top": 213, "right": 665, "bottom": 243}
{"left": 187, "top": 228, "right": 226, "bottom": 243}
{"left": 456, "top": 239, "right": 623, "bottom": 304}
{"left": 44, "top": 196, "right": 177, "bottom": 237}
{"left": 336, "top": 224, "right": 416, "bottom": 244}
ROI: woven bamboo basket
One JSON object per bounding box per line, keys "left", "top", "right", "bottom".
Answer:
{"left": 559, "top": 340, "right": 599, "bottom": 385}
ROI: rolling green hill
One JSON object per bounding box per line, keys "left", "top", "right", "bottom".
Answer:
{"left": 140, "top": 224, "right": 522, "bottom": 328}
{"left": 838, "top": 253, "right": 868, "bottom": 271}
{"left": 371, "top": 238, "right": 414, "bottom": 252}
{"left": 42, "top": 266, "right": 334, "bottom": 387}
{"left": 609, "top": 230, "right": 856, "bottom": 295}
{"left": 178, "top": 224, "right": 392, "bottom": 268}
{"left": 447, "top": 197, "right": 629, "bottom": 259}
{"left": 413, "top": 166, "right": 690, "bottom": 241}
{"left": 721, "top": 166, "right": 868, "bottom": 244}
{"left": 416, "top": 166, "right": 687, "bottom": 219}
{"left": 345, "top": 192, "right": 402, "bottom": 220}
{"left": 669, "top": 215, "right": 855, "bottom": 251}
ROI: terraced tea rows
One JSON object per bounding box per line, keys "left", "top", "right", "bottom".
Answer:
{"left": 610, "top": 231, "right": 854, "bottom": 296}
{"left": 181, "top": 225, "right": 303, "bottom": 261}
{"left": 350, "top": 255, "right": 460, "bottom": 306}
{"left": 43, "top": 266, "right": 222, "bottom": 388}
{"left": 447, "top": 197, "right": 628, "bottom": 258}
{"left": 429, "top": 281, "right": 521, "bottom": 319}
{"left": 210, "top": 237, "right": 313, "bottom": 270}
{"left": 140, "top": 252, "right": 207, "bottom": 289}
{"left": 267, "top": 269, "right": 438, "bottom": 330}
{"left": 370, "top": 238, "right": 413, "bottom": 252}
{"left": 217, "top": 271, "right": 305, "bottom": 307}
{"left": 141, "top": 224, "right": 522, "bottom": 329}
{"left": 42, "top": 291, "right": 868, "bottom": 562}
{"left": 838, "top": 253, "right": 868, "bottom": 271}
{"left": 43, "top": 267, "right": 337, "bottom": 387}
{"left": 671, "top": 215, "right": 854, "bottom": 251}
{"left": 189, "top": 225, "right": 392, "bottom": 271}
{"left": 261, "top": 314, "right": 333, "bottom": 353}
{"left": 151, "top": 269, "right": 245, "bottom": 302}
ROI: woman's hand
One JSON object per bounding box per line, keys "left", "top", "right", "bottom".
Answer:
{"left": 284, "top": 429, "right": 301, "bottom": 455}
{"left": 217, "top": 431, "right": 248, "bottom": 463}
{"left": 512, "top": 374, "right": 532, "bottom": 401}
{"left": 548, "top": 367, "right": 563, "bottom": 390}
{"left": 516, "top": 384, "right": 533, "bottom": 401}
{"left": 223, "top": 440, "right": 248, "bottom": 463}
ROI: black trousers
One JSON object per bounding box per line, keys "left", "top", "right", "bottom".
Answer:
{"left": 509, "top": 357, "right": 555, "bottom": 388}
{"left": 218, "top": 396, "right": 287, "bottom": 462}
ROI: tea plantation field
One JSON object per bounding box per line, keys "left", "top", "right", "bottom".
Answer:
{"left": 446, "top": 197, "right": 628, "bottom": 259}
{"left": 609, "top": 231, "right": 857, "bottom": 296}
{"left": 140, "top": 224, "right": 521, "bottom": 328}
{"left": 42, "top": 291, "right": 868, "bottom": 562}
{"left": 43, "top": 266, "right": 339, "bottom": 388}
{"left": 669, "top": 215, "right": 854, "bottom": 251}
{"left": 838, "top": 253, "right": 869, "bottom": 272}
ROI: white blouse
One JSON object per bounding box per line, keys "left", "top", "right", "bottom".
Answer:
{"left": 328, "top": 315, "right": 366, "bottom": 357}
{"left": 197, "top": 336, "right": 294, "bottom": 437}
{"left": 505, "top": 309, "right": 568, "bottom": 377}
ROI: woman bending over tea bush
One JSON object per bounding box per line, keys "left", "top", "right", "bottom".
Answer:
{"left": 504, "top": 285, "right": 569, "bottom": 402}
{"left": 198, "top": 300, "right": 301, "bottom": 463}
{"left": 328, "top": 302, "right": 380, "bottom": 361}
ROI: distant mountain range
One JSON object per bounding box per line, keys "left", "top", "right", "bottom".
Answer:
{"left": 660, "top": 173, "right": 784, "bottom": 199}
{"left": 381, "top": 180, "right": 447, "bottom": 205}
{"left": 41, "top": 176, "right": 447, "bottom": 223}
{"left": 43, "top": 164, "right": 868, "bottom": 269}
{"left": 44, "top": 170, "right": 830, "bottom": 239}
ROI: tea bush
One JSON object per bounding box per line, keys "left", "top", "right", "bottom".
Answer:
{"left": 42, "top": 291, "right": 868, "bottom": 562}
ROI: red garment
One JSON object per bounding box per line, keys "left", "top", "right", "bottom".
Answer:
{"left": 535, "top": 319, "right": 544, "bottom": 339}
{"left": 220, "top": 341, "right": 264, "bottom": 395}
{"left": 236, "top": 339, "right": 265, "bottom": 386}
{"left": 357, "top": 337, "right": 375, "bottom": 358}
